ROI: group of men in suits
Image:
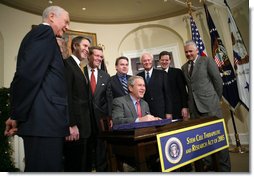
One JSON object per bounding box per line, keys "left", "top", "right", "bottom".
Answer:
{"left": 111, "top": 52, "right": 188, "bottom": 124}
{"left": 64, "top": 37, "right": 112, "bottom": 172}
{"left": 4, "top": 4, "right": 230, "bottom": 171}
{"left": 111, "top": 41, "right": 230, "bottom": 172}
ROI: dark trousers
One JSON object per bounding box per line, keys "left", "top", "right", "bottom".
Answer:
{"left": 88, "top": 137, "right": 108, "bottom": 172}
{"left": 194, "top": 148, "right": 231, "bottom": 172}
{"left": 22, "top": 136, "right": 64, "bottom": 172}
{"left": 64, "top": 138, "right": 92, "bottom": 172}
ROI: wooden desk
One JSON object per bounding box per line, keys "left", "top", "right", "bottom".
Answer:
{"left": 101, "top": 117, "right": 219, "bottom": 172}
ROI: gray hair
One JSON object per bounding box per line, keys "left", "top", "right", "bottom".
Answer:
{"left": 127, "top": 76, "right": 144, "bottom": 87}
{"left": 42, "top": 6, "right": 66, "bottom": 21}
{"left": 140, "top": 52, "right": 153, "bottom": 62}
{"left": 184, "top": 40, "right": 198, "bottom": 49}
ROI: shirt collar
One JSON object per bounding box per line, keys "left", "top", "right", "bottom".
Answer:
{"left": 189, "top": 56, "right": 198, "bottom": 64}
{"left": 145, "top": 67, "right": 153, "bottom": 75}
{"left": 87, "top": 64, "right": 98, "bottom": 72}
{"left": 42, "top": 22, "right": 50, "bottom": 26}
{"left": 164, "top": 67, "right": 169, "bottom": 73}
{"left": 129, "top": 94, "right": 140, "bottom": 103}
{"left": 117, "top": 73, "right": 127, "bottom": 79}
{"left": 71, "top": 54, "right": 81, "bottom": 66}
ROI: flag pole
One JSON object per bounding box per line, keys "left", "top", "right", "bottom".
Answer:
{"left": 229, "top": 109, "right": 248, "bottom": 153}
{"left": 186, "top": 0, "right": 192, "bottom": 15}
{"left": 224, "top": 0, "right": 249, "bottom": 111}
{"left": 202, "top": 1, "right": 248, "bottom": 153}
{"left": 224, "top": 0, "right": 249, "bottom": 153}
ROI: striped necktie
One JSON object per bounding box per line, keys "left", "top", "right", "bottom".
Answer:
{"left": 121, "top": 76, "right": 128, "bottom": 94}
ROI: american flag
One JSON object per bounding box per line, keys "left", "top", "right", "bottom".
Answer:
{"left": 190, "top": 15, "right": 207, "bottom": 56}
{"left": 204, "top": 3, "right": 240, "bottom": 109}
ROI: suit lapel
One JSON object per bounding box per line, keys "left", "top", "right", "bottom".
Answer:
{"left": 182, "top": 63, "right": 190, "bottom": 80}
{"left": 191, "top": 56, "right": 201, "bottom": 78}
{"left": 140, "top": 99, "right": 147, "bottom": 116}
{"left": 70, "top": 57, "right": 88, "bottom": 84}
{"left": 125, "top": 95, "right": 138, "bottom": 118}
{"left": 113, "top": 75, "right": 125, "bottom": 94}
{"left": 95, "top": 70, "right": 104, "bottom": 95}
{"left": 149, "top": 69, "right": 156, "bottom": 85}
{"left": 140, "top": 71, "right": 149, "bottom": 87}
{"left": 84, "top": 66, "right": 93, "bottom": 97}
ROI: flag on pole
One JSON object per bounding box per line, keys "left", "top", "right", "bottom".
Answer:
{"left": 204, "top": 3, "right": 240, "bottom": 109}
{"left": 225, "top": 0, "right": 250, "bottom": 109}
{"left": 190, "top": 15, "right": 207, "bottom": 56}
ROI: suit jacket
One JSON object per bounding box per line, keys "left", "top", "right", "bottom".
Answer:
{"left": 10, "top": 24, "right": 69, "bottom": 137}
{"left": 110, "top": 74, "right": 132, "bottom": 99}
{"left": 137, "top": 68, "right": 172, "bottom": 118}
{"left": 112, "top": 95, "right": 150, "bottom": 125}
{"left": 84, "top": 66, "right": 113, "bottom": 132}
{"left": 64, "top": 56, "right": 91, "bottom": 138}
{"left": 167, "top": 68, "right": 188, "bottom": 119}
{"left": 181, "top": 56, "right": 223, "bottom": 118}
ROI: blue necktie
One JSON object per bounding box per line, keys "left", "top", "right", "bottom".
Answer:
{"left": 121, "top": 76, "right": 128, "bottom": 94}
{"left": 146, "top": 72, "right": 150, "bottom": 83}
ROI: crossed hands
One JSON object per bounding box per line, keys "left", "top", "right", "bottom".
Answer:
{"left": 4, "top": 118, "right": 17, "bottom": 137}
{"left": 65, "top": 125, "right": 79, "bottom": 141}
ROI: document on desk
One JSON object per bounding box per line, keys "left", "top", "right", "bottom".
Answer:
{"left": 112, "top": 118, "right": 173, "bottom": 130}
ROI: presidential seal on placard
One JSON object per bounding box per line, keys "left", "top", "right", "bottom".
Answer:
{"left": 165, "top": 137, "right": 183, "bottom": 164}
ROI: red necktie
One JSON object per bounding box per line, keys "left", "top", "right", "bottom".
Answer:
{"left": 136, "top": 100, "right": 142, "bottom": 118}
{"left": 90, "top": 69, "right": 96, "bottom": 95}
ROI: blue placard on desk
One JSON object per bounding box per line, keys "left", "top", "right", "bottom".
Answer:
{"left": 156, "top": 118, "right": 229, "bottom": 172}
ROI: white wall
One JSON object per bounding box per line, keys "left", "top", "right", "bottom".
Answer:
{"left": 0, "top": 0, "right": 249, "bottom": 170}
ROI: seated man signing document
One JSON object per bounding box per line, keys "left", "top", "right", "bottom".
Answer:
{"left": 112, "top": 76, "right": 161, "bottom": 126}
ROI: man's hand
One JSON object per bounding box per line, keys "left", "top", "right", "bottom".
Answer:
{"left": 139, "top": 114, "right": 161, "bottom": 122}
{"left": 181, "top": 108, "right": 190, "bottom": 121}
{"left": 165, "top": 114, "right": 172, "bottom": 119}
{"left": 108, "top": 119, "right": 113, "bottom": 129}
{"left": 4, "top": 118, "right": 17, "bottom": 136}
{"left": 65, "top": 125, "right": 79, "bottom": 141}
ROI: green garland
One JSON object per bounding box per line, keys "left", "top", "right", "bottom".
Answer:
{"left": 0, "top": 88, "right": 19, "bottom": 171}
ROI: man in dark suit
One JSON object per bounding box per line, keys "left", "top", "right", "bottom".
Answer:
{"left": 84, "top": 46, "right": 113, "bottom": 171}
{"left": 4, "top": 6, "right": 70, "bottom": 172}
{"left": 159, "top": 51, "right": 191, "bottom": 172}
{"left": 159, "top": 51, "right": 189, "bottom": 120}
{"left": 137, "top": 52, "right": 172, "bottom": 119}
{"left": 64, "top": 36, "right": 92, "bottom": 171}
{"left": 112, "top": 76, "right": 161, "bottom": 125}
{"left": 110, "top": 56, "right": 132, "bottom": 99}
{"left": 181, "top": 40, "right": 231, "bottom": 172}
